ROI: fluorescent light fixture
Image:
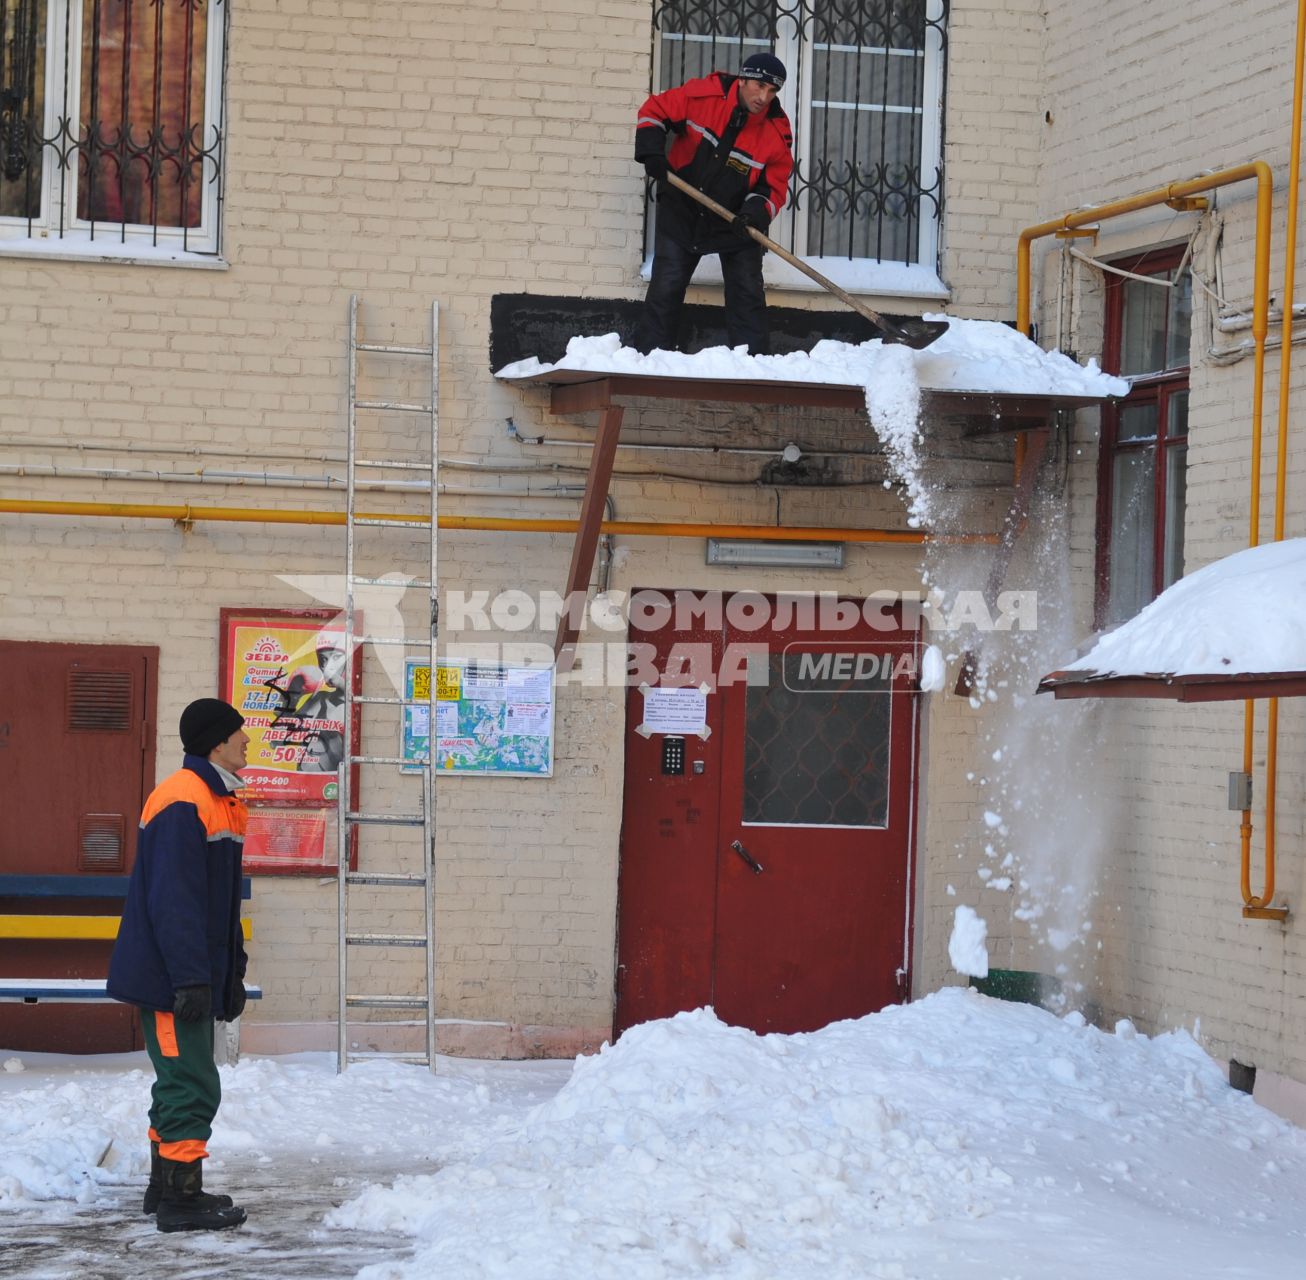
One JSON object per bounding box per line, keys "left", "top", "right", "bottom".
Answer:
{"left": 706, "top": 538, "right": 845, "bottom": 568}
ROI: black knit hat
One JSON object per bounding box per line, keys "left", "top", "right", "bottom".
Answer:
{"left": 739, "top": 52, "right": 786, "bottom": 89}
{"left": 179, "top": 698, "right": 245, "bottom": 757}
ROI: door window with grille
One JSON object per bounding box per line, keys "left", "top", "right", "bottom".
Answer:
{"left": 1097, "top": 249, "right": 1191, "bottom": 626}
{"left": 648, "top": 0, "right": 947, "bottom": 290}
{"left": 743, "top": 651, "right": 892, "bottom": 827}
{"left": 0, "top": 0, "right": 227, "bottom": 255}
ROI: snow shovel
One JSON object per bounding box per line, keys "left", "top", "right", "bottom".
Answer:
{"left": 665, "top": 172, "right": 949, "bottom": 350}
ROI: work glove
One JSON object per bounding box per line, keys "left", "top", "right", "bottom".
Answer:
{"left": 642, "top": 154, "right": 669, "bottom": 184}
{"left": 732, "top": 196, "right": 771, "bottom": 237}
{"left": 173, "top": 984, "right": 212, "bottom": 1024}
{"left": 226, "top": 984, "right": 247, "bottom": 1022}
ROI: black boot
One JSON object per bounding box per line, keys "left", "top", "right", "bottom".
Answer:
{"left": 143, "top": 1141, "right": 234, "bottom": 1215}
{"left": 155, "top": 1157, "right": 246, "bottom": 1233}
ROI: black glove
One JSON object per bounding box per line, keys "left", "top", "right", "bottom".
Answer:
{"left": 643, "top": 154, "right": 669, "bottom": 184}
{"left": 226, "top": 984, "right": 247, "bottom": 1022}
{"left": 173, "top": 984, "right": 212, "bottom": 1024}
{"left": 732, "top": 197, "right": 770, "bottom": 237}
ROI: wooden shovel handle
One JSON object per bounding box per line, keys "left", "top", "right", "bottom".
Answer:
{"left": 664, "top": 171, "right": 893, "bottom": 330}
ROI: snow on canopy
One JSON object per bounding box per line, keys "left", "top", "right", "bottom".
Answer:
{"left": 494, "top": 316, "right": 1128, "bottom": 400}
{"left": 1059, "top": 538, "right": 1306, "bottom": 679}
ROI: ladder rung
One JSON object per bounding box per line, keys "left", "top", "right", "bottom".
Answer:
{"left": 345, "top": 812, "right": 424, "bottom": 827}
{"left": 355, "top": 459, "right": 434, "bottom": 472}
{"left": 355, "top": 343, "right": 433, "bottom": 356}
{"left": 350, "top": 754, "right": 419, "bottom": 766}
{"left": 345, "top": 995, "right": 430, "bottom": 1009}
{"left": 345, "top": 1052, "right": 431, "bottom": 1064}
{"left": 345, "top": 933, "right": 428, "bottom": 947}
{"left": 346, "top": 873, "right": 427, "bottom": 887}
{"left": 352, "top": 517, "right": 429, "bottom": 529}
{"left": 353, "top": 400, "right": 433, "bottom": 413}
{"left": 349, "top": 576, "right": 433, "bottom": 589}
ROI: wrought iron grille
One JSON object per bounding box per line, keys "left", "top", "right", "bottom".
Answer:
{"left": 743, "top": 652, "right": 891, "bottom": 827}
{"left": 0, "top": 0, "right": 226, "bottom": 250}
{"left": 650, "top": 0, "right": 946, "bottom": 265}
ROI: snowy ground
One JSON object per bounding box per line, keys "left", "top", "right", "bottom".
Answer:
{"left": 2, "top": 990, "right": 1304, "bottom": 1279}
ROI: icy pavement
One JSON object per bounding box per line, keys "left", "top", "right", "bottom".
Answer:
{"left": 0, "top": 1156, "right": 422, "bottom": 1280}
{"left": 3, "top": 991, "right": 1305, "bottom": 1279}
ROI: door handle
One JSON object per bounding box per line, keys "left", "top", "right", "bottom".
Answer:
{"left": 730, "top": 840, "right": 764, "bottom": 875}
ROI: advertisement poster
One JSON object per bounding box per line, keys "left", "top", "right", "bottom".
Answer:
{"left": 403, "top": 658, "right": 554, "bottom": 777}
{"left": 219, "top": 608, "right": 362, "bottom": 874}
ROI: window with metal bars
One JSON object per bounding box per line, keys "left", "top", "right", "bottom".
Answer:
{"left": 647, "top": 0, "right": 946, "bottom": 287}
{"left": 0, "top": 0, "right": 227, "bottom": 255}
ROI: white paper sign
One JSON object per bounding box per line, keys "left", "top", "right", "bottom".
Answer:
{"left": 640, "top": 687, "right": 708, "bottom": 735}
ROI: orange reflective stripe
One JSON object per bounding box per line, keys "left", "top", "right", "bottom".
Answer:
{"left": 141, "top": 769, "right": 248, "bottom": 837}
{"left": 158, "top": 1138, "right": 208, "bottom": 1162}
{"left": 148, "top": 1127, "right": 161, "bottom": 1143}
{"left": 155, "top": 1011, "right": 179, "bottom": 1058}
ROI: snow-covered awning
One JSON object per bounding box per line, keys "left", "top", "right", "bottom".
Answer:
{"left": 495, "top": 320, "right": 1127, "bottom": 426}
{"left": 1039, "top": 539, "right": 1306, "bottom": 701}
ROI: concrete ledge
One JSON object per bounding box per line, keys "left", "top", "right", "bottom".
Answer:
{"left": 240, "top": 1019, "right": 610, "bottom": 1060}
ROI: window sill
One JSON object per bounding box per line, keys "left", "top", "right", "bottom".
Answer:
{"left": 640, "top": 253, "right": 950, "bottom": 301}
{"left": 0, "top": 236, "right": 227, "bottom": 270}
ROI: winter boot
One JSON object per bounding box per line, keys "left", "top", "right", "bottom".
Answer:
{"left": 143, "top": 1141, "right": 234, "bottom": 1215}
{"left": 155, "top": 1157, "right": 247, "bottom": 1233}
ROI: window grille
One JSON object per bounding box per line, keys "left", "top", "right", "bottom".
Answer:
{"left": 648, "top": 0, "right": 946, "bottom": 270}
{"left": 0, "top": 0, "right": 227, "bottom": 253}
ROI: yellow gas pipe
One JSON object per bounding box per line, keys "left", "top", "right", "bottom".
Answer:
{"left": 1242, "top": 0, "right": 1305, "bottom": 921}
{"left": 0, "top": 497, "right": 998, "bottom": 546}
{"left": 1016, "top": 153, "right": 1297, "bottom": 921}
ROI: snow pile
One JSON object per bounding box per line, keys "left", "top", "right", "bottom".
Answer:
{"left": 327, "top": 991, "right": 1306, "bottom": 1279}
{"left": 1059, "top": 538, "right": 1306, "bottom": 679}
{"left": 494, "top": 320, "right": 1127, "bottom": 400}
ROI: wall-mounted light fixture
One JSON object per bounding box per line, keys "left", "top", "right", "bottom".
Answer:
{"left": 705, "top": 539, "right": 845, "bottom": 569}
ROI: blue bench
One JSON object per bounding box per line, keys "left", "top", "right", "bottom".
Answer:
{"left": 0, "top": 874, "right": 260, "bottom": 1062}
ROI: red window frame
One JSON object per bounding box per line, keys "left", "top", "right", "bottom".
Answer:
{"left": 1095, "top": 246, "right": 1191, "bottom": 627}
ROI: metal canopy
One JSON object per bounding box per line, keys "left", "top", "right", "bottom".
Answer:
{"left": 507, "top": 369, "right": 1106, "bottom": 427}
{"left": 1037, "top": 670, "right": 1306, "bottom": 701}
{"left": 495, "top": 369, "right": 1113, "bottom": 667}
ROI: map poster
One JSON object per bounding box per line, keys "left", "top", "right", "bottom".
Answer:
{"left": 219, "top": 607, "right": 362, "bottom": 874}
{"left": 403, "top": 658, "right": 554, "bottom": 777}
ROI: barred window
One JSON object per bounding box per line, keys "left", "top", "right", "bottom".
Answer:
{"left": 0, "top": 0, "right": 227, "bottom": 256}
{"left": 649, "top": 0, "right": 946, "bottom": 290}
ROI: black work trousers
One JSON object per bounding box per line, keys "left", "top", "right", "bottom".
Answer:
{"left": 637, "top": 229, "right": 770, "bottom": 356}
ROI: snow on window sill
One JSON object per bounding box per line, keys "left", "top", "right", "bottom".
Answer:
{"left": 0, "top": 235, "right": 227, "bottom": 270}
{"left": 639, "top": 254, "right": 949, "bottom": 301}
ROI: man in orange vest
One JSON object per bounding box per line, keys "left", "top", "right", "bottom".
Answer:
{"left": 108, "top": 698, "right": 250, "bottom": 1233}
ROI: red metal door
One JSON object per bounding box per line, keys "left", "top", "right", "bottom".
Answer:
{"left": 615, "top": 594, "right": 918, "bottom": 1037}
{"left": 0, "top": 641, "right": 158, "bottom": 1052}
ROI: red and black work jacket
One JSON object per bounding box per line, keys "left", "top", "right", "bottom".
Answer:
{"left": 636, "top": 72, "right": 794, "bottom": 255}
{"left": 108, "top": 755, "right": 248, "bottom": 1020}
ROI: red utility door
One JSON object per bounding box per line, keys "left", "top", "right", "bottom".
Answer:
{"left": 0, "top": 641, "right": 158, "bottom": 1052}
{"left": 615, "top": 595, "right": 919, "bottom": 1037}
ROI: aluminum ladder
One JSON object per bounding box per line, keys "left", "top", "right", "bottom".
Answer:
{"left": 336, "top": 294, "right": 439, "bottom": 1072}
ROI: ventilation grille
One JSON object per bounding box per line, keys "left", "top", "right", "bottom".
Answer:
{"left": 66, "top": 669, "right": 134, "bottom": 733}
{"left": 78, "top": 814, "right": 126, "bottom": 872}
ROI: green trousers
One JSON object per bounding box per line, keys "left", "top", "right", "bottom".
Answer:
{"left": 141, "top": 1010, "right": 221, "bottom": 1161}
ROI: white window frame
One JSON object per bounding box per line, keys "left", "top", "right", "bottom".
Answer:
{"left": 645, "top": 0, "right": 948, "bottom": 300}
{"left": 0, "top": 0, "right": 228, "bottom": 264}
